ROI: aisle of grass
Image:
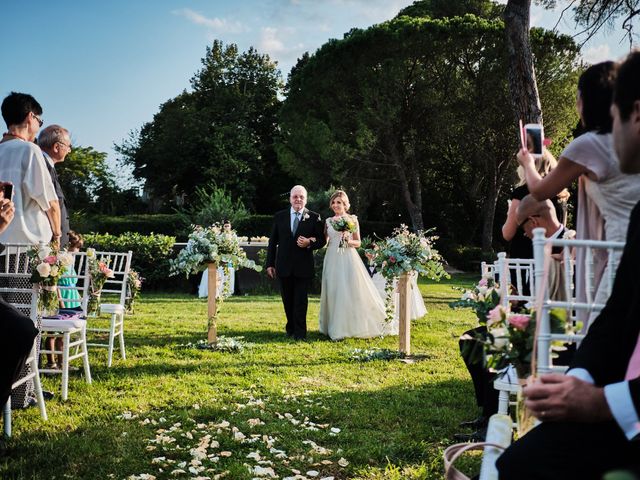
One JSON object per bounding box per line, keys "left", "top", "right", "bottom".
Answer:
{"left": 1, "top": 274, "right": 480, "bottom": 480}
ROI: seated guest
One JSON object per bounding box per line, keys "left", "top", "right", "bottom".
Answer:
{"left": 0, "top": 183, "right": 39, "bottom": 412}
{"left": 497, "top": 50, "right": 640, "bottom": 480}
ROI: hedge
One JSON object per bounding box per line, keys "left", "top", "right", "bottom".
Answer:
{"left": 72, "top": 213, "right": 181, "bottom": 237}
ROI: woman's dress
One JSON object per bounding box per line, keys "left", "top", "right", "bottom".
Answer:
{"left": 318, "top": 218, "right": 391, "bottom": 340}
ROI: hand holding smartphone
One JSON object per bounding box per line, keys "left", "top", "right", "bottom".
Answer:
{"left": 0, "top": 182, "right": 14, "bottom": 201}
{"left": 523, "top": 123, "right": 544, "bottom": 158}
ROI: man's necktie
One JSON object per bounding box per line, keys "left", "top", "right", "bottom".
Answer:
{"left": 292, "top": 212, "right": 300, "bottom": 233}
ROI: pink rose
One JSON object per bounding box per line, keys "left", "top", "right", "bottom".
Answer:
{"left": 389, "top": 256, "right": 396, "bottom": 263}
{"left": 44, "top": 255, "right": 57, "bottom": 265}
{"left": 508, "top": 314, "right": 531, "bottom": 331}
{"left": 478, "top": 278, "right": 488, "bottom": 287}
{"left": 486, "top": 305, "right": 506, "bottom": 326}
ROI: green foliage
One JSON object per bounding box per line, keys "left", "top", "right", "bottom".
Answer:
{"left": 82, "top": 232, "right": 175, "bottom": 289}
{"left": 398, "top": 0, "right": 504, "bottom": 20}
{"left": 116, "top": 40, "right": 294, "bottom": 214}
{"left": 176, "top": 185, "right": 250, "bottom": 233}
{"left": 71, "top": 212, "right": 181, "bottom": 236}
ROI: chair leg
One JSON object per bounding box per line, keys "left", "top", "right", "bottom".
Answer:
{"left": 107, "top": 314, "right": 116, "bottom": 367}
{"left": 28, "top": 346, "right": 48, "bottom": 421}
{"left": 498, "top": 390, "right": 510, "bottom": 415}
{"left": 61, "top": 332, "right": 71, "bottom": 401}
{"left": 3, "top": 399, "right": 11, "bottom": 437}
{"left": 118, "top": 314, "right": 126, "bottom": 360}
{"left": 81, "top": 328, "right": 92, "bottom": 384}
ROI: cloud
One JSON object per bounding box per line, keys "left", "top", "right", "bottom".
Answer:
{"left": 582, "top": 44, "right": 612, "bottom": 64}
{"left": 172, "top": 8, "right": 248, "bottom": 34}
{"left": 258, "top": 26, "right": 305, "bottom": 61}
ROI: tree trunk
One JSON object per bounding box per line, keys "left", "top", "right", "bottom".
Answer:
{"left": 482, "top": 180, "right": 498, "bottom": 252}
{"left": 504, "top": 0, "right": 543, "bottom": 125}
{"left": 386, "top": 136, "right": 425, "bottom": 231}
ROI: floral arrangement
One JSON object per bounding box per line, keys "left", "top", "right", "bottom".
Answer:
{"left": 330, "top": 215, "right": 358, "bottom": 249}
{"left": 250, "top": 236, "right": 269, "bottom": 243}
{"left": 473, "top": 305, "right": 572, "bottom": 378}
{"left": 349, "top": 348, "right": 403, "bottom": 362}
{"left": 180, "top": 336, "right": 252, "bottom": 353}
{"left": 125, "top": 269, "right": 144, "bottom": 314}
{"left": 365, "top": 225, "right": 449, "bottom": 323}
{"left": 87, "top": 248, "right": 115, "bottom": 316}
{"left": 449, "top": 275, "right": 501, "bottom": 325}
{"left": 28, "top": 243, "right": 74, "bottom": 315}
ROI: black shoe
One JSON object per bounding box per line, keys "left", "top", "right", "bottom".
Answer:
{"left": 42, "top": 390, "right": 54, "bottom": 400}
{"left": 458, "top": 415, "right": 487, "bottom": 430}
{"left": 453, "top": 427, "right": 487, "bottom": 443}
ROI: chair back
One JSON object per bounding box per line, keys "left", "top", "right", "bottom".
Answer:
{"left": 496, "top": 252, "right": 536, "bottom": 307}
{"left": 0, "top": 243, "right": 38, "bottom": 318}
{"left": 92, "top": 251, "right": 133, "bottom": 306}
{"left": 532, "top": 227, "right": 624, "bottom": 375}
{"left": 480, "top": 261, "right": 498, "bottom": 282}
{"left": 57, "top": 252, "right": 91, "bottom": 315}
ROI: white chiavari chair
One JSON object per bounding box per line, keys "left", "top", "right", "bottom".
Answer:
{"left": 1, "top": 243, "right": 47, "bottom": 436}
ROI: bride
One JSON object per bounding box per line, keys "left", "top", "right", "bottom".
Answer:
{"left": 318, "top": 190, "right": 395, "bottom": 340}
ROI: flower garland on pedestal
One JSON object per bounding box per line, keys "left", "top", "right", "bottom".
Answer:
{"left": 170, "top": 224, "right": 262, "bottom": 349}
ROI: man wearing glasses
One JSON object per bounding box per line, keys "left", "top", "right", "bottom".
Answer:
{"left": 0, "top": 92, "right": 61, "bottom": 247}
{"left": 38, "top": 125, "right": 72, "bottom": 248}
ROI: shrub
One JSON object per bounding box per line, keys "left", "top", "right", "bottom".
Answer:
{"left": 72, "top": 212, "right": 181, "bottom": 237}
{"left": 176, "top": 186, "right": 250, "bottom": 233}
{"left": 444, "top": 244, "right": 495, "bottom": 272}
{"left": 82, "top": 232, "right": 176, "bottom": 289}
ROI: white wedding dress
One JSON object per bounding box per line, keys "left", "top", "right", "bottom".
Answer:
{"left": 371, "top": 271, "right": 427, "bottom": 320}
{"left": 319, "top": 218, "right": 395, "bottom": 340}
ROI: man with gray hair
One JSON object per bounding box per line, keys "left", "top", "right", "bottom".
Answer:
{"left": 266, "top": 185, "right": 326, "bottom": 340}
{"left": 38, "top": 125, "right": 72, "bottom": 248}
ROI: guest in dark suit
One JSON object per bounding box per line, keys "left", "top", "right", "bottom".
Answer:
{"left": 38, "top": 125, "right": 72, "bottom": 248}
{"left": 497, "top": 50, "right": 640, "bottom": 480}
{"left": 266, "top": 185, "right": 326, "bottom": 340}
{"left": 0, "top": 184, "right": 39, "bottom": 411}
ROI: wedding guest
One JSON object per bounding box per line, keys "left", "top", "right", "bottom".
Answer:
{"left": 38, "top": 125, "right": 72, "bottom": 248}
{"left": 0, "top": 92, "right": 61, "bottom": 246}
{"left": 497, "top": 49, "right": 640, "bottom": 480}
{"left": 517, "top": 62, "right": 640, "bottom": 331}
{"left": 0, "top": 184, "right": 39, "bottom": 413}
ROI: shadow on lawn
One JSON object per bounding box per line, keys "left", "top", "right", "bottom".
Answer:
{"left": 2, "top": 378, "right": 475, "bottom": 480}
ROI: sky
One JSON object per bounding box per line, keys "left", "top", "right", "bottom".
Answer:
{"left": 1, "top": 0, "right": 637, "bottom": 187}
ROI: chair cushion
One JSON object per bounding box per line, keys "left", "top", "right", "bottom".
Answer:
{"left": 41, "top": 313, "right": 86, "bottom": 330}
{"left": 100, "top": 303, "right": 124, "bottom": 314}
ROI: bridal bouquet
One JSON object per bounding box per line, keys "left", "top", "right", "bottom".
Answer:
{"left": 170, "top": 224, "right": 262, "bottom": 298}
{"left": 28, "top": 243, "right": 74, "bottom": 315}
{"left": 330, "top": 215, "right": 358, "bottom": 249}
{"left": 86, "top": 248, "right": 115, "bottom": 316}
{"left": 365, "top": 225, "right": 448, "bottom": 323}
{"left": 449, "top": 275, "right": 501, "bottom": 325}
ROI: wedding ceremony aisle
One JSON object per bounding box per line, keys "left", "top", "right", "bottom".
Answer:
{"left": 2, "top": 275, "right": 479, "bottom": 480}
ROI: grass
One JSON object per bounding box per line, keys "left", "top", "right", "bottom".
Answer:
{"left": 1, "top": 274, "right": 482, "bottom": 480}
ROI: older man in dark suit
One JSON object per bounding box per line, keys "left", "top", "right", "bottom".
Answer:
{"left": 497, "top": 50, "right": 640, "bottom": 479}
{"left": 266, "top": 185, "right": 326, "bottom": 340}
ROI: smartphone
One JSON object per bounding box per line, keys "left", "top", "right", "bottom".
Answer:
{"left": 524, "top": 123, "right": 544, "bottom": 158}
{"left": 1, "top": 182, "right": 13, "bottom": 201}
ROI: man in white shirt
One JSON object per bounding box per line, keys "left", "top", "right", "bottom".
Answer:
{"left": 0, "top": 92, "right": 61, "bottom": 245}
{"left": 38, "top": 125, "right": 72, "bottom": 247}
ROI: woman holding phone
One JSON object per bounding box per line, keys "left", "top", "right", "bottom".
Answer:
{"left": 517, "top": 61, "right": 640, "bottom": 329}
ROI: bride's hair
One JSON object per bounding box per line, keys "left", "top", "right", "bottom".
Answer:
{"left": 329, "top": 190, "right": 350, "bottom": 211}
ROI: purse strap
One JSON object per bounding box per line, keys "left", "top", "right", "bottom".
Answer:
{"left": 443, "top": 442, "right": 506, "bottom": 480}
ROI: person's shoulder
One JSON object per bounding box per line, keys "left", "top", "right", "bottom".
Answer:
{"left": 305, "top": 209, "right": 322, "bottom": 220}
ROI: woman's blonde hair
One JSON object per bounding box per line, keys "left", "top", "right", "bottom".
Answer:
{"left": 516, "top": 148, "right": 558, "bottom": 186}
{"left": 329, "top": 190, "right": 350, "bottom": 211}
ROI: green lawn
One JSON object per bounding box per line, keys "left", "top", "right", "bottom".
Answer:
{"left": 2, "top": 274, "right": 481, "bottom": 480}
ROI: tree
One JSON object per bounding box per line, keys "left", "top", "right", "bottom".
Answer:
{"left": 116, "top": 40, "right": 293, "bottom": 213}
{"left": 277, "top": 13, "right": 580, "bottom": 250}
{"left": 56, "top": 146, "right": 112, "bottom": 210}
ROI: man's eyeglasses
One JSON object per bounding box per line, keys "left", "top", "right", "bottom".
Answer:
{"left": 518, "top": 214, "right": 541, "bottom": 229}
{"left": 31, "top": 112, "right": 43, "bottom": 127}
{"left": 57, "top": 141, "right": 72, "bottom": 150}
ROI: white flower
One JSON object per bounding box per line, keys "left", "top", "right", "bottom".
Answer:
{"left": 36, "top": 262, "right": 51, "bottom": 278}
{"left": 562, "top": 229, "right": 577, "bottom": 240}
{"left": 50, "top": 265, "right": 59, "bottom": 277}
{"left": 58, "top": 252, "right": 74, "bottom": 267}
{"left": 490, "top": 327, "right": 509, "bottom": 350}
{"left": 303, "top": 213, "right": 310, "bottom": 221}
{"left": 37, "top": 245, "right": 52, "bottom": 260}
{"left": 86, "top": 248, "right": 96, "bottom": 258}
{"left": 477, "top": 286, "right": 488, "bottom": 296}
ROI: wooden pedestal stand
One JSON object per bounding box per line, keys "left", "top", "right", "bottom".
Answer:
{"left": 398, "top": 272, "right": 411, "bottom": 355}
{"left": 207, "top": 263, "right": 218, "bottom": 344}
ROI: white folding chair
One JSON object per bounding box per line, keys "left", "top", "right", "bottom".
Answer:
{"left": 87, "top": 250, "right": 132, "bottom": 367}
{"left": 532, "top": 228, "right": 624, "bottom": 375}
{"left": 481, "top": 260, "right": 498, "bottom": 282}
{"left": 1, "top": 243, "right": 48, "bottom": 436}
{"left": 39, "top": 252, "right": 92, "bottom": 401}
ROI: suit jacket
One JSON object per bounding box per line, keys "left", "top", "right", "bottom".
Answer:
{"left": 570, "top": 201, "right": 640, "bottom": 410}
{"left": 266, "top": 208, "right": 326, "bottom": 278}
{"left": 43, "top": 154, "right": 69, "bottom": 247}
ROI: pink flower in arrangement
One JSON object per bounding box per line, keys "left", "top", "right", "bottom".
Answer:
{"left": 508, "top": 314, "right": 531, "bottom": 331}
{"left": 486, "top": 305, "right": 506, "bottom": 326}
{"left": 478, "top": 278, "right": 488, "bottom": 287}
{"left": 44, "top": 255, "right": 57, "bottom": 265}
{"left": 389, "top": 256, "right": 397, "bottom": 264}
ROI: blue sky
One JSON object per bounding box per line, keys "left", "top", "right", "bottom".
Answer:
{"left": 1, "top": 1, "right": 637, "bottom": 187}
